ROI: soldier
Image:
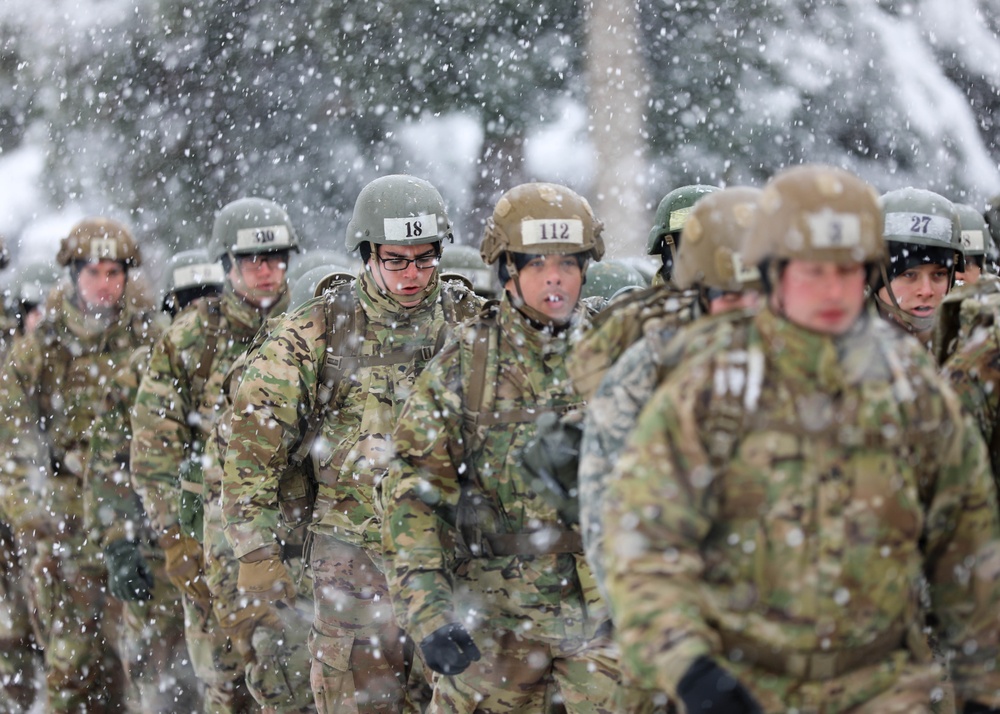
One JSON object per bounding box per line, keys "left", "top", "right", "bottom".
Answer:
{"left": 222, "top": 174, "right": 482, "bottom": 714}
{"left": 954, "top": 203, "right": 992, "bottom": 285}
{"left": 437, "top": 242, "right": 498, "bottom": 297}
{"left": 131, "top": 197, "right": 299, "bottom": 713}
{"left": 87, "top": 245, "right": 232, "bottom": 713}
{"left": 381, "top": 182, "right": 624, "bottom": 712}
{"left": 578, "top": 186, "right": 762, "bottom": 611}
{"left": 0, "top": 217, "right": 161, "bottom": 712}
{"left": 601, "top": 165, "right": 1000, "bottom": 713}
{"left": 9, "top": 260, "right": 62, "bottom": 336}
{"left": 566, "top": 183, "right": 717, "bottom": 401}
{"left": 872, "top": 187, "right": 962, "bottom": 347}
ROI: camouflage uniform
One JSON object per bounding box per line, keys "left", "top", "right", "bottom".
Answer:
{"left": 602, "top": 306, "right": 1000, "bottom": 712}
{"left": 382, "top": 182, "right": 624, "bottom": 713}
{"left": 86, "top": 344, "right": 203, "bottom": 713}
{"left": 382, "top": 293, "right": 624, "bottom": 713}
{"left": 0, "top": 273, "right": 160, "bottom": 712}
{"left": 224, "top": 269, "right": 481, "bottom": 713}
{"left": 602, "top": 165, "right": 1000, "bottom": 714}
{"left": 131, "top": 286, "right": 290, "bottom": 714}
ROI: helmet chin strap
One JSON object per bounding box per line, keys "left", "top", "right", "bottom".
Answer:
{"left": 874, "top": 264, "right": 936, "bottom": 335}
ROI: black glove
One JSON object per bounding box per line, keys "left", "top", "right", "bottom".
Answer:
{"left": 419, "top": 623, "right": 481, "bottom": 675}
{"left": 104, "top": 539, "right": 154, "bottom": 602}
{"left": 677, "top": 656, "right": 763, "bottom": 713}
{"left": 965, "top": 703, "right": 1000, "bottom": 714}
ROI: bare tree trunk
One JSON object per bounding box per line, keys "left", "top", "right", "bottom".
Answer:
{"left": 468, "top": 128, "right": 525, "bottom": 246}
{"left": 586, "top": 0, "right": 649, "bottom": 258}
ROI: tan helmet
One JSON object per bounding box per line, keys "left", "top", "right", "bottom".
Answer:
{"left": 480, "top": 182, "right": 605, "bottom": 265}
{"left": 743, "top": 165, "right": 886, "bottom": 267}
{"left": 56, "top": 217, "right": 142, "bottom": 267}
{"left": 673, "top": 186, "right": 763, "bottom": 292}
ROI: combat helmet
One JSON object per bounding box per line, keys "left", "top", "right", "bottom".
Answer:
{"left": 580, "top": 260, "right": 646, "bottom": 302}
{"left": 209, "top": 197, "right": 300, "bottom": 262}
{"left": 346, "top": 175, "right": 454, "bottom": 252}
{"left": 57, "top": 217, "right": 142, "bottom": 267}
{"left": 673, "top": 186, "right": 764, "bottom": 294}
{"left": 955, "top": 203, "right": 992, "bottom": 279}
{"left": 647, "top": 184, "right": 719, "bottom": 258}
{"left": 289, "top": 264, "right": 353, "bottom": 309}
{"left": 161, "top": 248, "right": 225, "bottom": 315}
{"left": 879, "top": 188, "right": 961, "bottom": 277}
{"left": 480, "top": 182, "right": 605, "bottom": 266}
{"left": 438, "top": 243, "right": 496, "bottom": 297}
{"left": 744, "top": 165, "right": 885, "bottom": 269}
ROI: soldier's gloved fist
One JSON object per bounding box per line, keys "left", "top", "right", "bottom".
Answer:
{"left": 160, "top": 526, "right": 212, "bottom": 609}
{"left": 677, "top": 656, "right": 763, "bottom": 714}
{"left": 104, "top": 539, "right": 154, "bottom": 601}
{"left": 237, "top": 544, "right": 296, "bottom": 603}
{"left": 520, "top": 412, "right": 583, "bottom": 525}
{"left": 219, "top": 598, "right": 284, "bottom": 663}
{"left": 419, "top": 622, "right": 481, "bottom": 675}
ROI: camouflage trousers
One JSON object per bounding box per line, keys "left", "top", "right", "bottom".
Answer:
{"left": 117, "top": 553, "right": 203, "bottom": 714}
{"left": 27, "top": 532, "right": 126, "bottom": 713}
{"left": 204, "top": 495, "right": 313, "bottom": 714}
{"left": 308, "top": 535, "right": 430, "bottom": 714}
{"left": 0, "top": 520, "right": 40, "bottom": 712}
{"left": 181, "top": 592, "right": 256, "bottom": 714}
{"left": 430, "top": 627, "right": 624, "bottom": 713}
{"left": 730, "top": 651, "right": 953, "bottom": 713}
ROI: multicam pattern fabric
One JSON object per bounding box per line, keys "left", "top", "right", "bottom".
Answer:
{"left": 0, "top": 284, "right": 160, "bottom": 712}
{"left": 601, "top": 307, "right": 1000, "bottom": 712}
{"left": 566, "top": 283, "right": 700, "bottom": 400}
{"left": 222, "top": 271, "right": 482, "bottom": 559}
{"left": 381, "top": 294, "right": 623, "bottom": 711}
{"left": 579, "top": 309, "right": 746, "bottom": 603}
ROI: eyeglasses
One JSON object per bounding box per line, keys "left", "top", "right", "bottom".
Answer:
{"left": 377, "top": 252, "right": 439, "bottom": 272}
{"left": 236, "top": 252, "right": 289, "bottom": 270}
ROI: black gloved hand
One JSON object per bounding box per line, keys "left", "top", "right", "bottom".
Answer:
{"left": 419, "top": 622, "right": 482, "bottom": 675}
{"left": 677, "top": 656, "right": 763, "bottom": 713}
{"left": 104, "top": 539, "right": 154, "bottom": 602}
{"left": 964, "top": 703, "right": 1000, "bottom": 714}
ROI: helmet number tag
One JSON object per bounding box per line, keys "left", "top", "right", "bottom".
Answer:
{"left": 384, "top": 214, "right": 439, "bottom": 241}
{"left": 173, "top": 263, "right": 224, "bottom": 290}
{"left": 90, "top": 237, "right": 119, "bottom": 261}
{"left": 235, "top": 225, "right": 292, "bottom": 250}
{"left": 521, "top": 219, "right": 584, "bottom": 246}
{"left": 806, "top": 211, "right": 861, "bottom": 248}
{"left": 962, "top": 229, "right": 985, "bottom": 252}
{"left": 883, "top": 212, "right": 952, "bottom": 243}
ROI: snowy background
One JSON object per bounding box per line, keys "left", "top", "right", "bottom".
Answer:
{"left": 0, "top": 0, "right": 998, "bottom": 284}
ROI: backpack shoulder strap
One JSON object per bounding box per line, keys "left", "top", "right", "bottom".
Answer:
{"left": 288, "top": 280, "right": 360, "bottom": 466}
{"left": 191, "top": 296, "right": 223, "bottom": 401}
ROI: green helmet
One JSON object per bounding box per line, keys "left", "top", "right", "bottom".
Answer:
{"left": 744, "top": 165, "right": 886, "bottom": 267}
{"left": 209, "top": 197, "right": 300, "bottom": 261}
{"left": 438, "top": 244, "right": 495, "bottom": 296}
{"left": 986, "top": 194, "right": 1000, "bottom": 248}
{"left": 673, "top": 186, "right": 763, "bottom": 292}
{"left": 289, "top": 264, "right": 353, "bottom": 309}
{"left": 580, "top": 260, "right": 646, "bottom": 301}
{"left": 15, "top": 261, "right": 62, "bottom": 306}
{"left": 880, "top": 187, "right": 961, "bottom": 281}
{"left": 345, "top": 175, "right": 454, "bottom": 252}
{"left": 57, "top": 217, "right": 142, "bottom": 267}
{"left": 955, "top": 202, "right": 988, "bottom": 258}
{"left": 480, "top": 182, "right": 605, "bottom": 264}
{"left": 286, "top": 248, "right": 353, "bottom": 286}
{"left": 162, "top": 248, "right": 224, "bottom": 313}
{"left": 647, "top": 184, "right": 719, "bottom": 256}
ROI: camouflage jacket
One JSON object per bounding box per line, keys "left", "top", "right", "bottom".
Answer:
{"left": 222, "top": 271, "right": 483, "bottom": 559}
{"left": 130, "top": 287, "right": 289, "bottom": 535}
{"left": 381, "top": 294, "right": 606, "bottom": 646}
{"left": 579, "top": 308, "right": 750, "bottom": 602}
{"left": 566, "top": 283, "right": 700, "bottom": 400}
{"left": 601, "top": 307, "right": 1000, "bottom": 707}
{"left": 0, "top": 286, "right": 160, "bottom": 531}
{"left": 939, "top": 277, "right": 1000, "bottom": 481}
{"left": 85, "top": 344, "right": 156, "bottom": 548}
